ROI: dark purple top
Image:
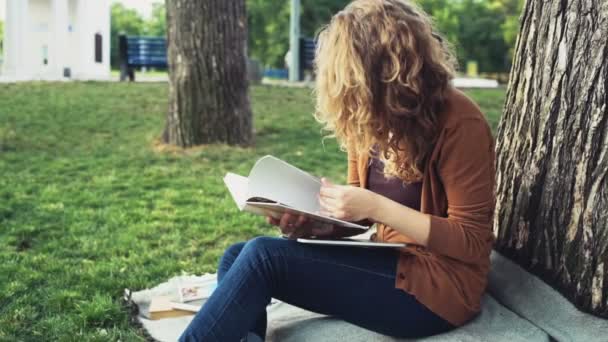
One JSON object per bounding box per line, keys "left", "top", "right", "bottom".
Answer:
{"left": 366, "top": 151, "right": 422, "bottom": 211}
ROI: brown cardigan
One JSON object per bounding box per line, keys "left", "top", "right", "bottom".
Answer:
{"left": 348, "top": 87, "right": 496, "bottom": 326}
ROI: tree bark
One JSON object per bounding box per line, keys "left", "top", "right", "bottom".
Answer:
{"left": 163, "top": 0, "right": 253, "bottom": 146}
{"left": 494, "top": 0, "right": 608, "bottom": 317}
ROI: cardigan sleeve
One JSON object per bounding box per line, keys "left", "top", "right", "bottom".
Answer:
{"left": 426, "top": 118, "right": 496, "bottom": 264}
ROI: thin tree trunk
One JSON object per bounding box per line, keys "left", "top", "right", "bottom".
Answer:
{"left": 163, "top": 0, "right": 253, "bottom": 147}
{"left": 494, "top": 0, "right": 608, "bottom": 317}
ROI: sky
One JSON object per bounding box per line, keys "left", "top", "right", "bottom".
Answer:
{"left": 0, "top": 0, "right": 162, "bottom": 21}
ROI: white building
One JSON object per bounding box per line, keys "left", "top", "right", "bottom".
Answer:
{"left": 1, "top": 0, "right": 110, "bottom": 81}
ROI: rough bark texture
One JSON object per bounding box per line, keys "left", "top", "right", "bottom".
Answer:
{"left": 163, "top": 0, "right": 253, "bottom": 146}
{"left": 494, "top": 0, "right": 608, "bottom": 317}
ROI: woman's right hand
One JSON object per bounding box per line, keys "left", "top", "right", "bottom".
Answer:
{"left": 266, "top": 213, "right": 335, "bottom": 239}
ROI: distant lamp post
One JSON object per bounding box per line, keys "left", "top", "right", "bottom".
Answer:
{"left": 289, "top": 0, "right": 301, "bottom": 82}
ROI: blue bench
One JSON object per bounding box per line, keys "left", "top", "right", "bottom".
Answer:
{"left": 261, "top": 38, "right": 317, "bottom": 81}
{"left": 118, "top": 34, "right": 168, "bottom": 81}
{"left": 264, "top": 69, "right": 289, "bottom": 79}
{"left": 117, "top": 35, "right": 315, "bottom": 82}
{"left": 299, "top": 38, "right": 316, "bottom": 78}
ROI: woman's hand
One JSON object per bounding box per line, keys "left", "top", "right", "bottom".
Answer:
{"left": 266, "top": 213, "right": 335, "bottom": 239}
{"left": 318, "top": 178, "right": 377, "bottom": 222}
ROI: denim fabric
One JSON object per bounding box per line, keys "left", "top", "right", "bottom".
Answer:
{"left": 179, "top": 237, "right": 454, "bottom": 342}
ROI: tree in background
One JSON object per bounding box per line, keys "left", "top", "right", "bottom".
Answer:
{"left": 163, "top": 0, "right": 253, "bottom": 147}
{"left": 110, "top": 2, "right": 167, "bottom": 69}
{"left": 494, "top": 0, "right": 607, "bottom": 317}
{"left": 247, "top": 0, "right": 350, "bottom": 68}
{"left": 247, "top": 0, "right": 291, "bottom": 68}
{"left": 494, "top": 0, "right": 525, "bottom": 60}
{"left": 417, "top": 0, "right": 522, "bottom": 73}
{"left": 300, "top": 0, "right": 350, "bottom": 37}
{"left": 109, "top": 0, "right": 522, "bottom": 73}
{"left": 456, "top": 0, "right": 509, "bottom": 72}
{"left": 415, "top": 0, "right": 461, "bottom": 54}
{"left": 145, "top": 2, "right": 167, "bottom": 37}
{"left": 246, "top": 0, "right": 522, "bottom": 73}
{"left": 110, "top": 3, "right": 146, "bottom": 68}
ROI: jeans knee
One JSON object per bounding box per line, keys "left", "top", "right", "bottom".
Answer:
{"left": 219, "top": 241, "right": 246, "bottom": 272}
{"left": 242, "top": 236, "right": 278, "bottom": 257}
{"left": 237, "top": 236, "right": 289, "bottom": 270}
{"left": 236, "top": 237, "right": 294, "bottom": 294}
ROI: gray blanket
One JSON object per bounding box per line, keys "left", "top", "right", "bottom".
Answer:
{"left": 129, "top": 251, "right": 608, "bottom": 341}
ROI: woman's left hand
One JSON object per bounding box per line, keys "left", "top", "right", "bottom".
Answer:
{"left": 318, "top": 178, "right": 377, "bottom": 222}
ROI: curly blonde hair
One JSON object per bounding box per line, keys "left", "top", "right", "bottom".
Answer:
{"left": 314, "top": 0, "right": 457, "bottom": 182}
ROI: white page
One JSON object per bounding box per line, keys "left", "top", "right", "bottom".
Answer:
{"left": 247, "top": 156, "right": 321, "bottom": 213}
{"left": 223, "top": 173, "right": 249, "bottom": 210}
{"left": 223, "top": 172, "right": 280, "bottom": 217}
{"left": 223, "top": 156, "right": 368, "bottom": 231}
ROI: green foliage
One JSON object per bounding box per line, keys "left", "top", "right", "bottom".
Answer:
{"left": 417, "top": 0, "right": 523, "bottom": 73}
{"left": 0, "top": 82, "right": 505, "bottom": 339}
{"left": 496, "top": 0, "right": 525, "bottom": 60}
{"left": 110, "top": 3, "right": 146, "bottom": 68}
{"left": 145, "top": 2, "right": 167, "bottom": 37}
{"left": 247, "top": 0, "right": 291, "bottom": 68}
{"left": 246, "top": 0, "right": 522, "bottom": 72}
{"left": 108, "top": 0, "right": 522, "bottom": 72}
{"left": 109, "top": 1, "right": 166, "bottom": 69}
{"left": 300, "top": 0, "right": 351, "bottom": 37}
{"left": 247, "top": 0, "right": 350, "bottom": 68}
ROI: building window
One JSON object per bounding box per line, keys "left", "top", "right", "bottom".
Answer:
{"left": 94, "top": 33, "right": 102, "bottom": 63}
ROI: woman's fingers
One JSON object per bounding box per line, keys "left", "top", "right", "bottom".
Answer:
{"left": 279, "top": 213, "right": 293, "bottom": 228}
{"left": 295, "top": 214, "right": 308, "bottom": 227}
{"left": 320, "top": 177, "right": 334, "bottom": 187}
{"left": 266, "top": 216, "right": 280, "bottom": 226}
{"left": 311, "top": 223, "right": 334, "bottom": 237}
{"left": 270, "top": 212, "right": 332, "bottom": 239}
{"left": 319, "top": 185, "right": 341, "bottom": 199}
{"left": 277, "top": 213, "right": 295, "bottom": 235}
{"left": 319, "top": 199, "right": 348, "bottom": 220}
{"left": 289, "top": 226, "right": 309, "bottom": 239}
{"left": 319, "top": 195, "right": 341, "bottom": 214}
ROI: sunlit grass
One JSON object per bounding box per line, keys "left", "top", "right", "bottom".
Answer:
{"left": 0, "top": 82, "right": 504, "bottom": 340}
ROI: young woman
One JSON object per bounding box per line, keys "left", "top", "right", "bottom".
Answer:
{"left": 180, "top": 0, "right": 495, "bottom": 341}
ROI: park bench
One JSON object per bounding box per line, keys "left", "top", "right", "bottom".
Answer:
{"left": 263, "top": 38, "right": 317, "bottom": 81}
{"left": 299, "top": 37, "right": 316, "bottom": 80}
{"left": 118, "top": 34, "right": 168, "bottom": 82}
{"left": 117, "top": 35, "right": 314, "bottom": 82}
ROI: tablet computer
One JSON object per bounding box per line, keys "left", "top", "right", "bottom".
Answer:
{"left": 297, "top": 238, "right": 406, "bottom": 248}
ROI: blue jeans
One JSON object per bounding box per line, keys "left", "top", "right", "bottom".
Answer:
{"left": 180, "top": 237, "right": 455, "bottom": 341}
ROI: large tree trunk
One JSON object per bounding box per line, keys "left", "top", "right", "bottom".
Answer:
{"left": 494, "top": 0, "right": 608, "bottom": 317}
{"left": 163, "top": 0, "right": 253, "bottom": 146}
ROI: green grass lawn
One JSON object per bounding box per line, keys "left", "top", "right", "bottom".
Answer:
{"left": 0, "top": 83, "right": 505, "bottom": 341}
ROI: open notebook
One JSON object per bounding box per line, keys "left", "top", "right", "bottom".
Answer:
{"left": 223, "top": 155, "right": 369, "bottom": 230}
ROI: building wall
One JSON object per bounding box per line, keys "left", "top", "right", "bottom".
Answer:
{"left": 67, "top": 0, "right": 79, "bottom": 75}
{"left": 2, "top": 0, "right": 30, "bottom": 79}
{"left": 1, "top": 0, "right": 110, "bottom": 80}
{"left": 72, "top": 0, "right": 110, "bottom": 80}
{"left": 29, "top": 0, "right": 52, "bottom": 78}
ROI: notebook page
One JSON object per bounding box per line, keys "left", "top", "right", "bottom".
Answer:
{"left": 247, "top": 156, "right": 321, "bottom": 213}
{"left": 223, "top": 172, "right": 249, "bottom": 210}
